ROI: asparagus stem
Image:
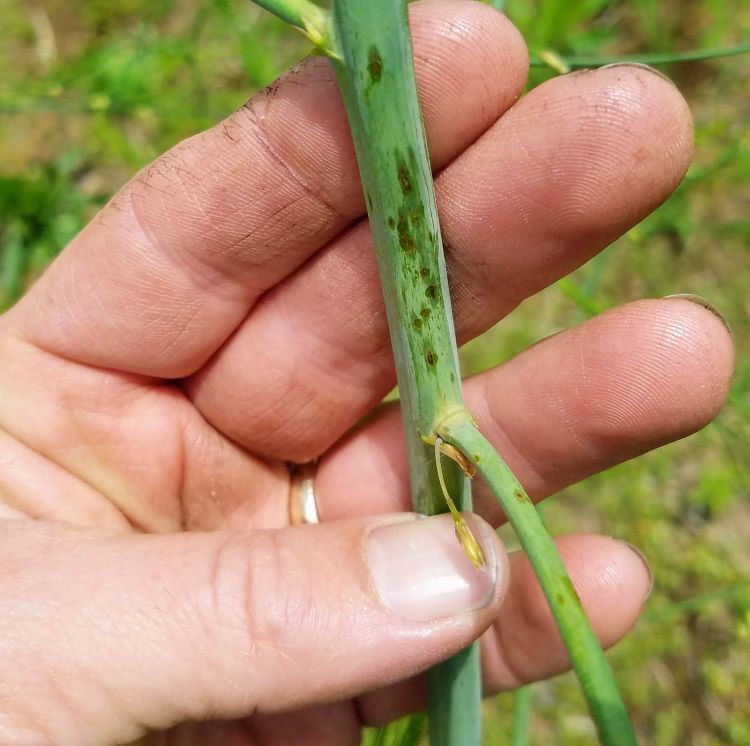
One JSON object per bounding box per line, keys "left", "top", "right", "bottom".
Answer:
{"left": 326, "top": 2, "right": 481, "bottom": 742}
{"left": 436, "top": 410, "right": 638, "bottom": 746}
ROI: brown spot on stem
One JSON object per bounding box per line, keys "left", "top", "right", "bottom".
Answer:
{"left": 420, "top": 267, "right": 430, "bottom": 279}
{"left": 397, "top": 164, "right": 411, "bottom": 195}
{"left": 426, "top": 351, "right": 437, "bottom": 366}
{"left": 368, "top": 48, "right": 383, "bottom": 82}
{"left": 563, "top": 576, "right": 582, "bottom": 606}
{"left": 397, "top": 214, "right": 414, "bottom": 252}
{"left": 425, "top": 285, "right": 437, "bottom": 300}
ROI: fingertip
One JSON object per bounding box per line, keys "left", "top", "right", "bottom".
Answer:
{"left": 502, "top": 298, "right": 735, "bottom": 465}
{"left": 659, "top": 294, "right": 735, "bottom": 385}
{"left": 641, "top": 297, "right": 735, "bottom": 430}
{"left": 586, "top": 62, "right": 694, "bottom": 178}
{"left": 523, "top": 62, "right": 694, "bottom": 234}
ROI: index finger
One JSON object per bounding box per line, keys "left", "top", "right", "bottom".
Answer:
{"left": 6, "top": 0, "right": 528, "bottom": 378}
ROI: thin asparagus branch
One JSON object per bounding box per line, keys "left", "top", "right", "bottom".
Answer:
{"left": 435, "top": 409, "right": 638, "bottom": 746}
{"left": 530, "top": 41, "right": 750, "bottom": 73}
{"left": 249, "top": 0, "right": 331, "bottom": 48}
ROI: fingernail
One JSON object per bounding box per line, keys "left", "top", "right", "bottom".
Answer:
{"left": 367, "top": 513, "right": 499, "bottom": 622}
{"left": 600, "top": 61, "right": 678, "bottom": 88}
{"left": 618, "top": 540, "right": 654, "bottom": 600}
{"left": 662, "top": 293, "right": 732, "bottom": 334}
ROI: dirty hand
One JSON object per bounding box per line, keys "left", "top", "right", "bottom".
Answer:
{"left": 0, "top": 2, "right": 733, "bottom": 745}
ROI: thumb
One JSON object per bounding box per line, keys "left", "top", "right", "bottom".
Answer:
{"left": 0, "top": 513, "right": 508, "bottom": 745}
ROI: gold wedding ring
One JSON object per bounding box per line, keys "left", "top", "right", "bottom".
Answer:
{"left": 288, "top": 462, "right": 320, "bottom": 525}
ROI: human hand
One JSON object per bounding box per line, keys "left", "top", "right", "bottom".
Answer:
{"left": 0, "top": 2, "right": 734, "bottom": 744}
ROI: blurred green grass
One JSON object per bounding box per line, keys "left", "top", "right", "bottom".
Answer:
{"left": 1, "top": 1, "right": 748, "bottom": 744}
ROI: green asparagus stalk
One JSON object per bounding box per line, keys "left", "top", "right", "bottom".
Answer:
{"left": 326, "top": 2, "right": 482, "bottom": 743}
{"left": 249, "top": 1, "right": 638, "bottom": 744}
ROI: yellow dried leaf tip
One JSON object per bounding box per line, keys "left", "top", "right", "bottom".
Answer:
{"left": 300, "top": 12, "right": 343, "bottom": 61}
{"left": 454, "top": 516, "right": 487, "bottom": 570}
{"left": 434, "top": 436, "right": 486, "bottom": 570}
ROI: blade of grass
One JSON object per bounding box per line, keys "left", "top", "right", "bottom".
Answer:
{"left": 530, "top": 41, "right": 750, "bottom": 71}
{"left": 511, "top": 686, "right": 534, "bottom": 746}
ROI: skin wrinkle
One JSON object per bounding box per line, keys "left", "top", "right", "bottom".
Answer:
{"left": 241, "top": 100, "right": 348, "bottom": 226}
{"left": 0, "top": 332, "right": 206, "bottom": 530}
{"left": 27, "top": 207, "right": 229, "bottom": 378}
{"left": 130, "top": 141, "right": 308, "bottom": 300}
{"left": 0, "top": 345, "right": 153, "bottom": 529}
{"left": 187, "top": 534, "right": 264, "bottom": 716}
{"left": 0, "top": 426, "right": 123, "bottom": 526}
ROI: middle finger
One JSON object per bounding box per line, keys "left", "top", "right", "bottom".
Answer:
{"left": 187, "top": 64, "right": 692, "bottom": 461}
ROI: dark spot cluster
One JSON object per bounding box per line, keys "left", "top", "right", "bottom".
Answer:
{"left": 426, "top": 350, "right": 438, "bottom": 366}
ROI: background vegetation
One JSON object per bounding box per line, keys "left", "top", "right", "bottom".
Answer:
{"left": 1, "top": 0, "right": 748, "bottom": 743}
